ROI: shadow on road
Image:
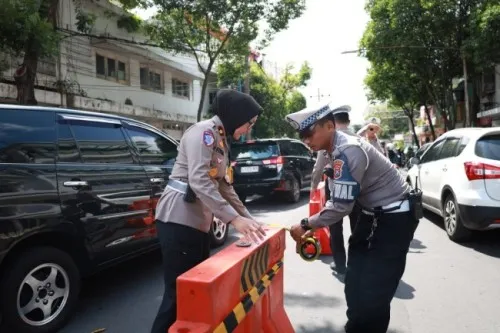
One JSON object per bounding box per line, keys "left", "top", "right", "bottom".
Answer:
{"left": 424, "top": 210, "right": 500, "bottom": 259}
{"left": 409, "top": 238, "right": 426, "bottom": 254}
{"left": 294, "top": 321, "right": 341, "bottom": 333}
{"left": 284, "top": 291, "right": 341, "bottom": 308}
{"left": 394, "top": 280, "right": 416, "bottom": 300}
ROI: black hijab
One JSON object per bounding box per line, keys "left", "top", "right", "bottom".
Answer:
{"left": 212, "top": 89, "right": 263, "bottom": 136}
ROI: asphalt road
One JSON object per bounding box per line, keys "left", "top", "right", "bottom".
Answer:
{"left": 61, "top": 193, "right": 500, "bottom": 333}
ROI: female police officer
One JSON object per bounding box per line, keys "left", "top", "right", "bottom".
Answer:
{"left": 285, "top": 102, "right": 420, "bottom": 333}
{"left": 151, "top": 89, "right": 266, "bottom": 333}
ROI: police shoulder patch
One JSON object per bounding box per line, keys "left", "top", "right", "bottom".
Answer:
{"left": 331, "top": 154, "right": 360, "bottom": 203}
{"left": 333, "top": 159, "right": 344, "bottom": 180}
{"left": 203, "top": 130, "right": 215, "bottom": 147}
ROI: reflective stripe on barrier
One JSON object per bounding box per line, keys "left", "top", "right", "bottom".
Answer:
{"left": 214, "top": 259, "right": 283, "bottom": 333}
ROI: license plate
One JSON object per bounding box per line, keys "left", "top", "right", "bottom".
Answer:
{"left": 241, "top": 166, "right": 259, "bottom": 173}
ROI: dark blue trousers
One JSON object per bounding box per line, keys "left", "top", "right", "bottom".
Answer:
{"left": 150, "top": 222, "right": 210, "bottom": 333}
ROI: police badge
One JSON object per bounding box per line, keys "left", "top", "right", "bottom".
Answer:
{"left": 333, "top": 159, "right": 344, "bottom": 180}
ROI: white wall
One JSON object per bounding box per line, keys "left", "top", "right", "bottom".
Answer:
{"left": 57, "top": 0, "right": 213, "bottom": 124}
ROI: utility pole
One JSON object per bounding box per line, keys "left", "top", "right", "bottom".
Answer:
{"left": 310, "top": 88, "right": 331, "bottom": 102}
{"left": 462, "top": 52, "right": 470, "bottom": 127}
{"left": 244, "top": 54, "right": 252, "bottom": 140}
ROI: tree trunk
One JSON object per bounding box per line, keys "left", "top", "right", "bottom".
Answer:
{"left": 424, "top": 104, "right": 436, "bottom": 140}
{"left": 196, "top": 62, "right": 215, "bottom": 122}
{"left": 14, "top": 0, "right": 59, "bottom": 105}
{"left": 14, "top": 47, "right": 39, "bottom": 105}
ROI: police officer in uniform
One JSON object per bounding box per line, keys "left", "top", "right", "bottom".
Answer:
{"left": 310, "top": 105, "right": 360, "bottom": 275}
{"left": 150, "top": 89, "right": 266, "bottom": 333}
{"left": 285, "top": 103, "right": 421, "bottom": 333}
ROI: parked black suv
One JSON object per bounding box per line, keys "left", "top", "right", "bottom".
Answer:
{"left": 0, "top": 105, "right": 228, "bottom": 333}
{"left": 231, "top": 138, "right": 316, "bottom": 202}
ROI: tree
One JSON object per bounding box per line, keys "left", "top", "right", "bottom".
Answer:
{"left": 365, "top": 104, "right": 409, "bottom": 140}
{"left": 0, "top": 0, "right": 141, "bottom": 105}
{"left": 361, "top": 0, "right": 500, "bottom": 131}
{"left": 146, "top": 0, "right": 306, "bottom": 121}
{"left": 216, "top": 61, "right": 312, "bottom": 138}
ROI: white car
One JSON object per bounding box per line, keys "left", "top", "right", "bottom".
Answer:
{"left": 406, "top": 127, "right": 500, "bottom": 242}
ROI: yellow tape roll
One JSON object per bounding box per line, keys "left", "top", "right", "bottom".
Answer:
{"left": 298, "top": 237, "right": 321, "bottom": 262}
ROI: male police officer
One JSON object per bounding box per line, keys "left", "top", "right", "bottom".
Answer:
{"left": 285, "top": 103, "right": 421, "bottom": 333}
{"left": 310, "top": 105, "right": 360, "bottom": 275}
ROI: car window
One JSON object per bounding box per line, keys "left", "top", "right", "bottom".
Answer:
{"left": 231, "top": 143, "right": 279, "bottom": 160}
{"left": 457, "top": 136, "right": 470, "bottom": 155}
{"left": 69, "top": 120, "right": 134, "bottom": 164}
{"left": 420, "top": 140, "right": 445, "bottom": 163}
{"left": 438, "top": 138, "right": 460, "bottom": 160}
{"left": 57, "top": 120, "right": 81, "bottom": 163}
{"left": 125, "top": 125, "right": 178, "bottom": 165}
{"left": 475, "top": 134, "right": 500, "bottom": 161}
{"left": 0, "top": 109, "right": 55, "bottom": 164}
{"left": 293, "top": 142, "right": 311, "bottom": 157}
{"left": 415, "top": 143, "right": 431, "bottom": 159}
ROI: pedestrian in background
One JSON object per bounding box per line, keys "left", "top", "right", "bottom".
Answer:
{"left": 357, "top": 118, "right": 385, "bottom": 155}
{"left": 150, "top": 89, "right": 266, "bottom": 333}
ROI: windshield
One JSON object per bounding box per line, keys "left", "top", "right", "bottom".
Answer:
{"left": 231, "top": 143, "right": 279, "bottom": 160}
{"left": 475, "top": 134, "right": 500, "bottom": 161}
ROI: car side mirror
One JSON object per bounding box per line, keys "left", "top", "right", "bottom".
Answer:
{"left": 409, "top": 157, "right": 420, "bottom": 166}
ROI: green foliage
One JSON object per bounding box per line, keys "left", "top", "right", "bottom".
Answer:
{"left": 117, "top": 14, "right": 142, "bottom": 32}
{"left": 0, "top": 0, "right": 60, "bottom": 58}
{"left": 75, "top": 9, "right": 97, "bottom": 34}
{"left": 216, "top": 61, "right": 311, "bottom": 138}
{"left": 361, "top": 0, "right": 500, "bottom": 130}
{"left": 145, "top": 0, "right": 306, "bottom": 121}
{"left": 365, "top": 104, "right": 409, "bottom": 140}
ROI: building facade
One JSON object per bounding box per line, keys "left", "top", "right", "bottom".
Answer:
{"left": 0, "top": 0, "right": 217, "bottom": 139}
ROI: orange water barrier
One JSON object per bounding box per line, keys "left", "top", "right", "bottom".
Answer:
{"left": 168, "top": 228, "right": 294, "bottom": 333}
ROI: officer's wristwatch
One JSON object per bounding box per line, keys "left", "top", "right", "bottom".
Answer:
{"left": 300, "top": 218, "right": 311, "bottom": 231}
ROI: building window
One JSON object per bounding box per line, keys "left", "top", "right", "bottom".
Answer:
{"left": 140, "top": 67, "right": 163, "bottom": 93}
{"left": 95, "top": 53, "right": 128, "bottom": 83}
{"left": 172, "top": 78, "right": 190, "bottom": 99}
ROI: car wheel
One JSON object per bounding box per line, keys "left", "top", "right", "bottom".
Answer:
{"left": 210, "top": 217, "right": 229, "bottom": 248}
{"left": 443, "top": 194, "right": 471, "bottom": 242}
{"left": 0, "top": 247, "right": 80, "bottom": 333}
{"left": 286, "top": 176, "right": 301, "bottom": 203}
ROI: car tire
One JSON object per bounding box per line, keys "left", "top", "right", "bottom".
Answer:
{"left": 286, "top": 176, "right": 301, "bottom": 203}
{"left": 443, "top": 194, "right": 471, "bottom": 242}
{"left": 210, "top": 217, "right": 229, "bottom": 248}
{"left": 0, "top": 247, "right": 80, "bottom": 333}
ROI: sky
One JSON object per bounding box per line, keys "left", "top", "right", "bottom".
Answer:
{"left": 134, "top": 0, "right": 371, "bottom": 125}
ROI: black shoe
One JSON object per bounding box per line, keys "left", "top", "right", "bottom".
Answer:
{"left": 330, "top": 262, "right": 346, "bottom": 274}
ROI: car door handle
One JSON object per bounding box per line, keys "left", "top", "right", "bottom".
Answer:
{"left": 150, "top": 178, "right": 164, "bottom": 184}
{"left": 63, "top": 181, "right": 88, "bottom": 187}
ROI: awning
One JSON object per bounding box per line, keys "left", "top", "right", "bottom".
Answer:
{"left": 477, "top": 106, "right": 500, "bottom": 118}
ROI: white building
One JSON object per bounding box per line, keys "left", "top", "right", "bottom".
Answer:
{"left": 0, "top": 0, "right": 217, "bottom": 139}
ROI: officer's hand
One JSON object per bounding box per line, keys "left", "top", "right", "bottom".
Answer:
{"left": 231, "top": 216, "right": 266, "bottom": 243}
{"left": 290, "top": 224, "right": 305, "bottom": 242}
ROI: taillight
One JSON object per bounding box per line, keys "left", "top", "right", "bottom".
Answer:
{"left": 464, "top": 162, "right": 500, "bottom": 181}
{"left": 263, "top": 156, "right": 284, "bottom": 165}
